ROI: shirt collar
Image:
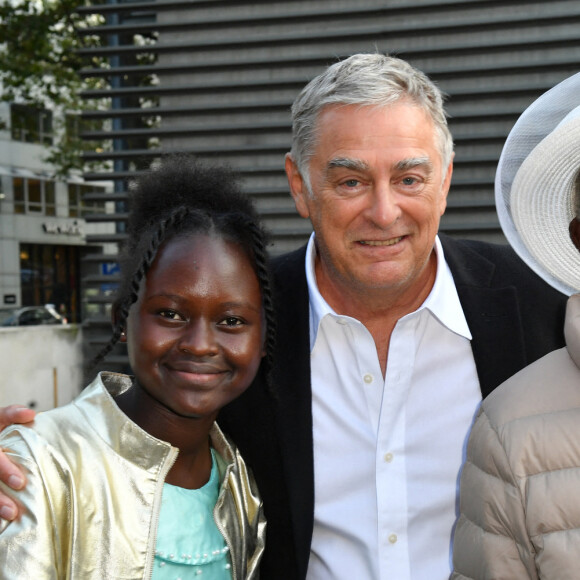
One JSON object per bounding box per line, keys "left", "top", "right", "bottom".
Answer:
{"left": 423, "top": 236, "right": 472, "bottom": 340}
{"left": 305, "top": 233, "right": 472, "bottom": 349}
{"left": 305, "top": 234, "right": 335, "bottom": 349}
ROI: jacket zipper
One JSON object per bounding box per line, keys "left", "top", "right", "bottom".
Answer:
{"left": 145, "top": 446, "right": 179, "bottom": 580}
{"left": 214, "top": 465, "right": 236, "bottom": 580}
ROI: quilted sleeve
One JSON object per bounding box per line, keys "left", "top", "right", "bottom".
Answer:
{"left": 451, "top": 409, "right": 538, "bottom": 580}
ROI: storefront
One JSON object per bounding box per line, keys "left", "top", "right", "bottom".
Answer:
{"left": 0, "top": 166, "right": 112, "bottom": 323}
{"left": 19, "top": 243, "right": 81, "bottom": 323}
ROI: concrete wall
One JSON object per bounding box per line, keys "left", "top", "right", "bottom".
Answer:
{"left": 0, "top": 324, "right": 84, "bottom": 411}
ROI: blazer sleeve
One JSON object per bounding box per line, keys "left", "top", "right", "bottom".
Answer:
{"left": 0, "top": 429, "right": 65, "bottom": 579}
{"left": 451, "top": 409, "right": 537, "bottom": 580}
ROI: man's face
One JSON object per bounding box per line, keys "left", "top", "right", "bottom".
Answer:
{"left": 286, "top": 102, "right": 453, "bottom": 304}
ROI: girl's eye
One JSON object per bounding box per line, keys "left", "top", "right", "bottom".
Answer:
{"left": 159, "top": 309, "right": 183, "bottom": 321}
{"left": 219, "top": 316, "right": 244, "bottom": 327}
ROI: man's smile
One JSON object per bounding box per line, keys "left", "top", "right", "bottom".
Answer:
{"left": 359, "top": 236, "right": 404, "bottom": 246}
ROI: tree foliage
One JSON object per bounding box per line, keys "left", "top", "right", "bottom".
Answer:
{"left": 0, "top": 0, "right": 105, "bottom": 177}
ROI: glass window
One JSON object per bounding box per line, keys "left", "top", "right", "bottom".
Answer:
{"left": 10, "top": 104, "right": 53, "bottom": 145}
{"left": 13, "top": 177, "right": 25, "bottom": 214}
{"left": 45, "top": 181, "right": 56, "bottom": 216}
{"left": 20, "top": 243, "right": 81, "bottom": 323}
{"left": 65, "top": 114, "right": 80, "bottom": 141}
{"left": 12, "top": 177, "right": 57, "bottom": 216}
{"left": 40, "top": 111, "right": 53, "bottom": 146}
{"left": 10, "top": 106, "right": 27, "bottom": 141}
{"left": 68, "top": 182, "right": 105, "bottom": 217}
{"left": 68, "top": 184, "right": 78, "bottom": 217}
{"left": 27, "top": 179, "right": 42, "bottom": 213}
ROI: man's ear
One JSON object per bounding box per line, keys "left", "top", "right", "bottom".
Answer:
{"left": 438, "top": 154, "right": 454, "bottom": 216}
{"left": 569, "top": 217, "right": 580, "bottom": 251}
{"left": 285, "top": 153, "right": 311, "bottom": 219}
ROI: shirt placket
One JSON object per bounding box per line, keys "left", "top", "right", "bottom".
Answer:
{"left": 375, "top": 314, "right": 419, "bottom": 580}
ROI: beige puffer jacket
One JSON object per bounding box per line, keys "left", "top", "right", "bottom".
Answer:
{"left": 452, "top": 294, "right": 580, "bottom": 580}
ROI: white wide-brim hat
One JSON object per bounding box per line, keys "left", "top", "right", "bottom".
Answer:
{"left": 495, "top": 72, "right": 580, "bottom": 296}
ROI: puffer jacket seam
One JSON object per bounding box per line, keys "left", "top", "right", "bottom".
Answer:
{"left": 469, "top": 409, "right": 536, "bottom": 556}
{"left": 497, "top": 404, "right": 580, "bottom": 426}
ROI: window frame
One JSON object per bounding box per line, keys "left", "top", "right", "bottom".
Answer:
{"left": 10, "top": 104, "right": 54, "bottom": 146}
{"left": 13, "top": 177, "right": 57, "bottom": 216}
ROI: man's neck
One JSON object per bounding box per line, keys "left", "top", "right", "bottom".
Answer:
{"left": 315, "top": 251, "right": 437, "bottom": 318}
{"left": 314, "top": 251, "right": 438, "bottom": 375}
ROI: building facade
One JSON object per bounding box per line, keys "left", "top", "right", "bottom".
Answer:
{"left": 0, "top": 100, "right": 113, "bottom": 324}
{"left": 75, "top": 0, "right": 580, "bottom": 367}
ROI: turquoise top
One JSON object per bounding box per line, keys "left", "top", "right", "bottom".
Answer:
{"left": 152, "top": 450, "right": 232, "bottom": 579}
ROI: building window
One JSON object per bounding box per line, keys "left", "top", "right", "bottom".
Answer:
{"left": 68, "top": 183, "right": 105, "bottom": 217}
{"left": 45, "top": 181, "right": 55, "bottom": 216}
{"left": 20, "top": 243, "right": 81, "bottom": 323}
{"left": 11, "top": 104, "right": 53, "bottom": 145}
{"left": 13, "top": 178, "right": 25, "bottom": 214}
{"left": 65, "top": 113, "right": 85, "bottom": 142}
{"left": 13, "top": 177, "right": 56, "bottom": 216}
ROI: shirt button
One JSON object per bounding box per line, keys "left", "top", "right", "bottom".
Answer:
{"left": 363, "top": 373, "right": 373, "bottom": 384}
{"left": 388, "top": 534, "right": 398, "bottom": 544}
{"left": 384, "top": 452, "right": 394, "bottom": 463}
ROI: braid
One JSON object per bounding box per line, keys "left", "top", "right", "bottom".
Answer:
{"left": 129, "top": 206, "right": 190, "bottom": 302}
{"left": 90, "top": 206, "right": 191, "bottom": 370}
{"left": 90, "top": 325, "right": 124, "bottom": 370}
{"left": 245, "top": 219, "right": 277, "bottom": 376}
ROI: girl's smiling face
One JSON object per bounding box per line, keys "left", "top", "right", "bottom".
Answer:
{"left": 123, "top": 233, "right": 265, "bottom": 421}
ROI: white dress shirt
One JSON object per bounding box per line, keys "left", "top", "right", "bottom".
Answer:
{"left": 305, "top": 234, "right": 482, "bottom": 580}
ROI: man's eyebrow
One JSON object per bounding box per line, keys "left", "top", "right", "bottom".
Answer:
{"left": 395, "top": 157, "right": 433, "bottom": 172}
{"left": 326, "top": 157, "right": 434, "bottom": 174}
{"left": 327, "top": 158, "right": 370, "bottom": 172}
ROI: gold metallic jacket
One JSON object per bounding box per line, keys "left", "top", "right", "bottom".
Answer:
{"left": 0, "top": 372, "right": 266, "bottom": 579}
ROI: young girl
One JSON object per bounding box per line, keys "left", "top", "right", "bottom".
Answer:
{"left": 0, "top": 157, "right": 274, "bottom": 579}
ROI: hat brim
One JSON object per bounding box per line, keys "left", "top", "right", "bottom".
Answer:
{"left": 510, "top": 118, "right": 580, "bottom": 295}
{"left": 495, "top": 73, "right": 580, "bottom": 296}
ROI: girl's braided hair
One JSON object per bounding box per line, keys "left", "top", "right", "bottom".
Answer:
{"left": 92, "top": 156, "right": 276, "bottom": 380}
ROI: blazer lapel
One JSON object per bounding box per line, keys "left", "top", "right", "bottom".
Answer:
{"left": 440, "top": 235, "right": 526, "bottom": 398}
{"left": 270, "top": 246, "right": 315, "bottom": 578}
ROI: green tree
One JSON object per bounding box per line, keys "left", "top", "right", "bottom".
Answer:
{"left": 0, "top": 0, "right": 105, "bottom": 177}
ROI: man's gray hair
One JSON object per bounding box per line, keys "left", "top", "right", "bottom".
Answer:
{"left": 290, "top": 53, "right": 454, "bottom": 191}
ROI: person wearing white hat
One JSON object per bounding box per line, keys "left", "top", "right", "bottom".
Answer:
{"left": 452, "top": 72, "right": 580, "bottom": 579}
